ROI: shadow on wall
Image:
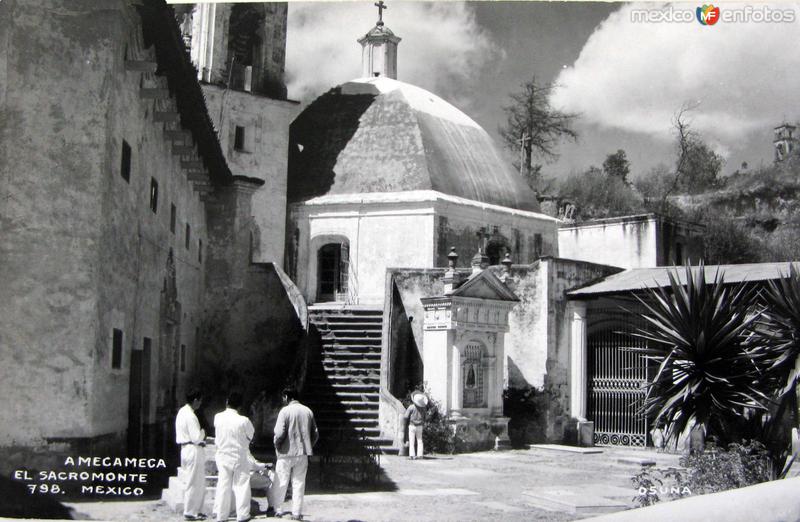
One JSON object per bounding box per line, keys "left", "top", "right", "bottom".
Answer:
{"left": 388, "top": 283, "right": 423, "bottom": 398}
{"left": 503, "top": 360, "right": 550, "bottom": 449}
{"left": 196, "top": 264, "right": 312, "bottom": 446}
{"left": 288, "top": 88, "right": 376, "bottom": 203}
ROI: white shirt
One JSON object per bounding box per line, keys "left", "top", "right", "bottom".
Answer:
{"left": 175, "top": 404, "right": 205, "bottom": 445}
{"left": 213, "top": 408, "right": 255, "bottom": 462}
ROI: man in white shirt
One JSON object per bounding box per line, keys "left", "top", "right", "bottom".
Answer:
{"left": 175, "top": 388, "right": 207, "bottom": 521}
{"left": 212, "top": 391, "right": 261, "bottom": 522}
{"left": 271, "top": 387, "right": 318, "bottom": 521}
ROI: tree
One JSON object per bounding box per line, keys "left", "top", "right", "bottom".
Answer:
{"left": 558, "top": 165, "right": 643, "bottom": 220}
{"left": 602, "top": 149, "right": 631, "bottom": 184}
{"left": 659, "top": 106, "right": 724, "bottom": 208}
{"left": 499, "top": 76, "right": 578, "bottom": 191}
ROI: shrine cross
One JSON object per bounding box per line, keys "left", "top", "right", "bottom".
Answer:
{"left": 375, "top": 1, "right": 388, "bottom": 25}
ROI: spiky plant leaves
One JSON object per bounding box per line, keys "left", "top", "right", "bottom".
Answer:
{"left": 632, "top": 263, "right": 771, "bottom": 446}
{"left": 755, "top": 263, "right": 800, "bottom": 397}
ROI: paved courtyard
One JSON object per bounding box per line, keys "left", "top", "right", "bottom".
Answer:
{"left": 56, "top": 446, "right": 680, "bottom": 522}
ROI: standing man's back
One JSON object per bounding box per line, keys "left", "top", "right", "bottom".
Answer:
{"left": 271, "top": 387, "right": 318, "bottom": 520}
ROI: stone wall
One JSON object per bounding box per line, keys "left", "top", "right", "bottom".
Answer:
{"left": 383, "top": 258, "right": 617, "bottom": 444}
{"left": 203, "top": 86, "right": 298, "bottom": 265}
{"left": 201, "top": 180, "right": 308, "bottom": 444}
{"left": 0, "top": 0, "right": 211, "bottom": 472}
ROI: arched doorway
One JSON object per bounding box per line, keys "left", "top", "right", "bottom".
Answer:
{"left": 317, "top": 241, "right": 349, "bottom": 302}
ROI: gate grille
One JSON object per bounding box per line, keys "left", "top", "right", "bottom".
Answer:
{"left": 588, "top": 310, "right": 649, "bottom": 447}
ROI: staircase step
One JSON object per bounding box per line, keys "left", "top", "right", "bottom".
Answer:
{"left": 320, "top": 329, "right": 382, "bottom": 337}
{"left": 321, "top": 336, "right": 382, "bottom": 344}
{"left": 315, "top": 321, "right": 384, "bottom": 330}
{"left": 306, "top": 391, "right": 379, "bottom": 400}
{"left": 310, "top": 400, "right": 378, "bottom": 409}
{"left": 321, "top": 345, "right": 381, "bottom": 353}
{"left": 317, "top": 371, "right": 380, "bottom": 380}
{"left": 316, "top": 407, "right": 379, "bottom": 416}
{"left": 321, "top": 351, "right": 381, "bottom": 360}
{"left": 321, "top": 358, "right": 380, "bottom": 368}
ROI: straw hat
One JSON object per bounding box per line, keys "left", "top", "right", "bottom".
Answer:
{"left": 411, "top": 391, "right": 429, "bottom": 408}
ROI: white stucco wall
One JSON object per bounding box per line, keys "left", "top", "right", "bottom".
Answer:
{"left": 559, "top": 217, "right": 659, "bottom": 269}
{"left": 290, "top": 195, "right": 437, "bottom": 305}
{"left": 290, "top": 191, "right": 560, "bottom": 305}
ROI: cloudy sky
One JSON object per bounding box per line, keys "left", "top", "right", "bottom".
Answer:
{"left": 286, "top": 1, "right": 800, "bottom": 180}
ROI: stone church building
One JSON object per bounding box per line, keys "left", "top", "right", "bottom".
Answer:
{"left": 1, "top": 0, "right": 737, "bottom": 476}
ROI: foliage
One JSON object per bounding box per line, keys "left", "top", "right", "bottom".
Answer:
{"left": 499, "top": 76, "right": 578, "bottom": 189}
{"left": 503, "top": 386, "right": 547, "bottom": 447}
{"left": 687, "top": 208, "right": 767, "bottom": 264}
{"left": 558, "top": 166, "right": 644, "bottom": 220}
{"left": 631, "top": 441, "right": 770, "bottom": 507}
{"left": 631, "top": 465, "right": 687, "bottom": 507}
{"left": 681, "top": 440, "right": 772, "bottom": 494}
{"left": 633, "top": 263, "right": 770, "bottom": 446}
{"left": 755, "top": 264, "right": 800, "bottom": 397}
{"left": 603, "top": 149, "right": 631, "bottom": 184}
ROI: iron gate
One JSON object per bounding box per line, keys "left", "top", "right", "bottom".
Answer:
{"left": 588, "top": 310, "right": 649, "bottom": 447}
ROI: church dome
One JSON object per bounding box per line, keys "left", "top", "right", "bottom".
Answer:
{"left": 288, "top": 76, "right": 540, "bottom": 212}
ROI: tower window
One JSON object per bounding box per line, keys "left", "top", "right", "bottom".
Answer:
{"left": 111, "top": 328, "right": 123, "bottom": 369}
{"left": 149, "top": 178, "right": 159, "bottom": 213}
{"left": 170, "top": 204, "right": 176, "bottom": 234}
{"left": 121, "top": 141, "right": 131, "bottom": 182}
{"left": 198, "top": 239, "right": 203, "bottom": 263}
{"left": 185, "top": 223, "right": 191, "bottom": 250}
{"left": 180, "top": 344, "right": 186, "bottom": 372}
{"left": 234, "top": 126, "right": 246, "bottom": 151}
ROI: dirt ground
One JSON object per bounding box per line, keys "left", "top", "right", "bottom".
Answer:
{"left": 26, "top": 446, "right": 681, "bottom": 522}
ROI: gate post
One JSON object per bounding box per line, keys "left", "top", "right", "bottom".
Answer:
{"left": 569, "top": 301, "right": 588, "bottom": 421}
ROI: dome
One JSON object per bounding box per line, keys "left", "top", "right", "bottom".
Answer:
{"left": 288, "top": 76, "right": 540, "bottom": 212}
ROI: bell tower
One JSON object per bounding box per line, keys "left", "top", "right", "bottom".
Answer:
{"left": 357, "top": 1, "right": 401, "bottom": 80}
{"left": 774, "top": 122, "right": 797, "bottom": 163}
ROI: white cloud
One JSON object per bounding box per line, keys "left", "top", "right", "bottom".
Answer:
{"left": 286, "top": 2, "right": 500, "bottom": 106}
{"left": 550, "top": 2, "right": 800, "bottom": 155}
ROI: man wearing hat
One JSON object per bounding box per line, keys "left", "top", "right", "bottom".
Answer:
{"left": 404, "top": 391, "right": 429, "bottom": 460}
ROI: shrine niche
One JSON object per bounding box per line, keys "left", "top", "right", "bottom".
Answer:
{"left": 420, "top": 250, "right": 518, "bottom": 450}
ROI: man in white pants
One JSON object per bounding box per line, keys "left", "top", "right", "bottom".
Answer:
{"left": 213, "top": 391, "right": 261, "bottom": 522}
{"left": 271, "top": 387, "right": 318, "bottom": 521}
{"left": 404, "top": 391, "right": 429, "bottom": 460}
{"left": 175, "top": 388, "right": 207, "bottom": 521}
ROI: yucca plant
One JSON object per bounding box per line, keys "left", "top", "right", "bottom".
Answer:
{"left": 750, "top": 263, "right": 800, "bottom": 474}
{"left": 632, "top": 263, "right": 772, "bottom": 447}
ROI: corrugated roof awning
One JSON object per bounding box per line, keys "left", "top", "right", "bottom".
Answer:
{"left": 567, "top": 262, "right": 796, "bottom": 298}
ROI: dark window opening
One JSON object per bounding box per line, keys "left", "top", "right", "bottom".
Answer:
{"left": 170, "top": 204, "right": 176, "bottom": 234}
{"left": 534, "top": 233, "right": 543, "bottom": 258}
{"left": 234, "top": 126, "right": 246, "bottom": 151}
{"left": 149, "top": 178, "right": 158, "bottom": 213}
{"left": 198, "top": 239, "right": 203, "bottom": 263}
{"left": 112, "top": 329, "right": 123, "bottom": 369}
{"left": 675, "top": 242, "right": 684, "bottom": 265}
{"left": 121, "top": 141, "right": 131, "bottom": 182}
{"left": 180, "top": 344, "right": 186, "bottom": 372}
{"left": 486, "top": 241, "right": 507, "bottom": 266}
{"left": 185, "top": 223, "right": 191, "bottom": 250}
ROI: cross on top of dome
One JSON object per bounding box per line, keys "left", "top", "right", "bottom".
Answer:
{"left": 374, "top": 1, "right": 387, "bottom": 26}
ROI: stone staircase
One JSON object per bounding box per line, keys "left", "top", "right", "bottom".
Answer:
{"left": 305, "top": 306, "right": 397, "bottom": 454}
